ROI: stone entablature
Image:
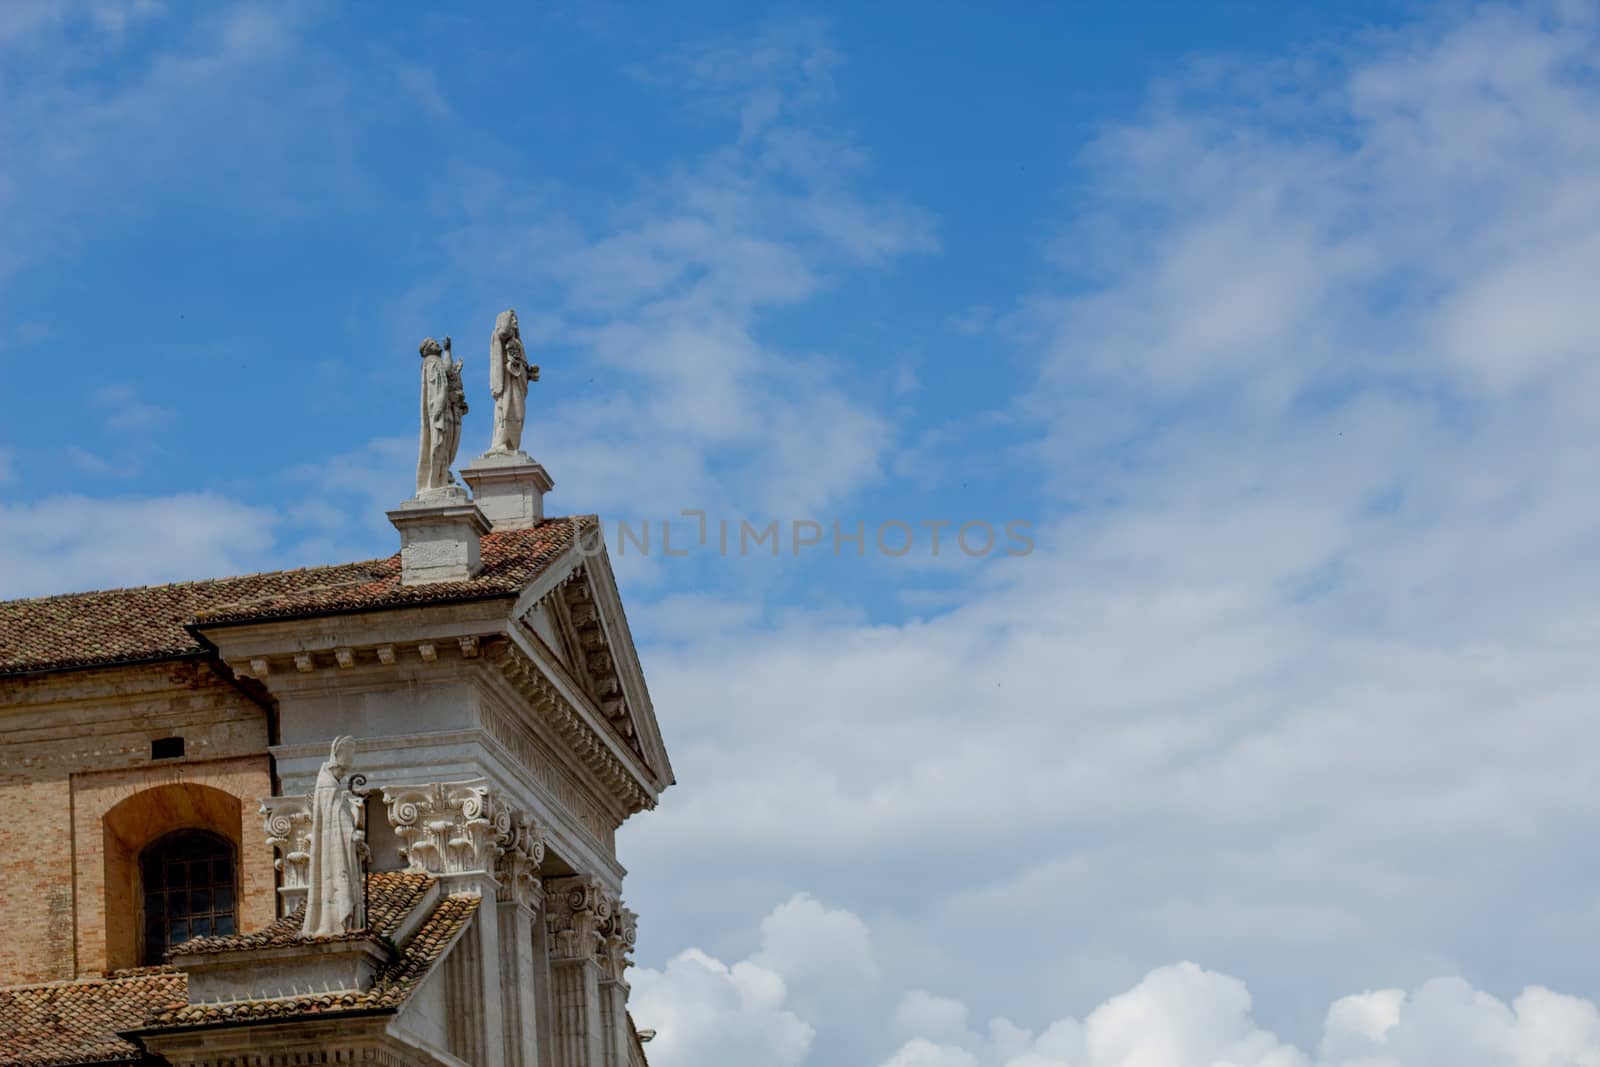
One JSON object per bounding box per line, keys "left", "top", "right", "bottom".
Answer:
{"left": 489, "top": 637, "right": 656, "bottom": 817}
{"left": 216, "top": 616, "right": 660, "bottom": 821}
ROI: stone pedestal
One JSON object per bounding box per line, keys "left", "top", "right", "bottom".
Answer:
{"left": 461, "top": 451, "right": 554, "bottom": 531}
{"left": 387, "top": 488, "right": 491, "bottom": 585}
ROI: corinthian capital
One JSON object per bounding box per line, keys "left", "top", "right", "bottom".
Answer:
{"left": 544, "top": 875, "right": 616, "bottom": 963}
{"left": 599, "top": 903, "right": 638, "bottom": 985}
{"left": 381, "top": 779, "right": 517, "bottom": 876}
{"left": 259, "top": 794, "right": 312, "bottom": 899}
{"left": 494, "top": 811, "right": 549, "bottom": 910}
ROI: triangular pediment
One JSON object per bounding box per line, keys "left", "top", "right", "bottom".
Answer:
{"left": 521, "top": 595, "right": 585, "bottom": 681}
{"left": 511, "top": 543, "right": 674, "bottom": 792}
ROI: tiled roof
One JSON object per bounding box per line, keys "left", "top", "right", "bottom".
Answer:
{"left": 0, "top": 519, "right": 592, "bottom": 676}
{"left": 0, "top": 874, "right": 481, "bottom": 1056}
{"left": 0, "top": 968, "right": 185, "bottom": 1066}
{"left": 143, "top": 893, "right": 480, "bottom": 1029}
{"left": 172, "top": 871, "right": 435, "bottom": 955}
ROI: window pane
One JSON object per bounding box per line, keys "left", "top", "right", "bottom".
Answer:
{"left": 140, "top": 830, "right": 238, "bottom": 965}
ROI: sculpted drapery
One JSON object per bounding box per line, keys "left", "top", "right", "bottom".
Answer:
{"left": 489, "top": 309, "right": 538, "bottom": 453}
{"left": 302, "top": 735, "right": 366, "bottom": 937}
{"left": 416, "top": 336, "right": 467, "bottom": 494}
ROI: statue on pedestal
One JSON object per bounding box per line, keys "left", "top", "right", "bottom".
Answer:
{"left": 417, "top": 336, "right": 467, "bottom": 495}
{"left": 489, "top": 309, "right": 539, "bottom": 454}
{"left": 302, "top": 736, "right": 367, "bottom": 936}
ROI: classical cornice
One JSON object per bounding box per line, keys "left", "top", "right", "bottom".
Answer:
{"left": 488, "top": 636, "right": 657, "bottom": 816}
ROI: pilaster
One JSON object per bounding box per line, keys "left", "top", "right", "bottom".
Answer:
{"left": 597, "top": 904, "right": 637, "bottom": 1067}
{"left": 379, "top": 779, "right": 542, "bottom": 1067}
{"left": 496, "top": 813, "right": 549, "bottom": 1067}
{"left": 544, "top": 876, "right": 614, "bottom": 1067}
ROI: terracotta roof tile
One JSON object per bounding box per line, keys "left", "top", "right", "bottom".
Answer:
{"left": 0, "top": 519, "right": 592, "bottom": 676}
{"left": 144, "top": 892, "right": 480, "bottom": 1029}
{"left": 0, "top": 969, "right": 185, "bottom": 1066}
{"left": 171, "top": 871, "right": 433, "bottom": 956}
{"left": 0, "top": 873, "right": 473, "bottom": 1057}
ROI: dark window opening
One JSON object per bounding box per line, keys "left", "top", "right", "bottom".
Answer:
{"left": 151, "top": 737, "right": 184, "bottom": 760}
{"left": 140, "top": 830, "right": 236, "bottom": 964}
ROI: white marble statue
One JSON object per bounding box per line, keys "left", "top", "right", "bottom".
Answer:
{"left": 417, "top": 336, "right": 467, "bottom": 494}
{"left": 488, "top": 309, "right": 539, "bottom": 454}
{"left": 302, "top": 735, "right": 366, "bottom": 936}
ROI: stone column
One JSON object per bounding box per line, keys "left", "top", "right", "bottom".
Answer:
{"left": 544, "top": 876, "right": 613, "bottom": 1067}
{"left": 495, "top": 815, "right": 549, "bottom": 1067}
{"left": 597, "top": 904, "right": 638, "bottom": 1067}
{"left": 382, "top": 780, "right": 532, "bottom": 1067}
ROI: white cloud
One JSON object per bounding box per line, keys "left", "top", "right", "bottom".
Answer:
{"left": 92, "top": 384, "right": 174, "bottom": 433}
{"left": 431, "top": 20, "right": 934, "bottom": 520}
{"left": 0, "top": 4, "right": 340, "bottom": 283}
{"left": 882, "top": 1040, "right": 981, "bottom": 1067}
{"left": 0, "top": 492, "right": 277, "bottom": 598}
{"left": 622, "top": 0, "right": 1600, "bottom": 1050}
{"left": 895, "top": 992, "right": 972, "bottom": 1043}
{"left": 629, "top": 950, "right": 813, "bottom": 1067}
{"left": 63, "top": 446, "right": 125, "bottom": 477}
{"left": 629, "top": 894, "right": 855, "bottom": 1067}
{"left": 0, "top": 0, "right": 163, "bottom": 51}
{"left": 753, "top": 892, "right": 879, "bottom": 994}
{"left": 882, "top": 963, "right": 1600, "bottom": 1067}
{"left": 636, "top": 902, "right": 1600, "bottom": 1067}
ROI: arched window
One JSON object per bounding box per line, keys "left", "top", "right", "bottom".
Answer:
{"left": 140, "top": 829, "right": 237, "bottom": 964}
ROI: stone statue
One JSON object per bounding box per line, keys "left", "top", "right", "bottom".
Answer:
{"left": 443, "top": 337, "right": 468, "bottom": 473}
{"left": 416, "top": 336, "right": 467, "bottom": 494}
{"left": 302, "top": 735, "right": 366, "bottom": 937}
{"left": 489, "top": 309, "right": 538, "bottom": 454}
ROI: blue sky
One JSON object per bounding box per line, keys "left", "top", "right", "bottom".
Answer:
{"left": 8, "top": 2, "right": 1600, "bottom": 1065}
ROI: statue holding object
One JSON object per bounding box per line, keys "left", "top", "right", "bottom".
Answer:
{"left": 489, "top": 308, "right": 539, "bottom": 455}
{"left": 302, "top": 736, "right": 368, "bottom": 936}
{"left": 416, "top": 336, "right": 468, "bottom": 494}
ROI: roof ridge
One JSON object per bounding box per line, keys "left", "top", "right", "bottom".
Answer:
{"left": 0, "top": 515, "right": 595, "bottom": 608}
{"left": 0, "top": 556, "right": 394, "bottom": 607}
{"left": 1, "top": 519, "right": 586, "bottom": 676}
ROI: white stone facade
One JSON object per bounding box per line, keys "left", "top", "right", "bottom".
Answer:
{"left": 156, "top": 539, "right": 670, "bottom": 1066}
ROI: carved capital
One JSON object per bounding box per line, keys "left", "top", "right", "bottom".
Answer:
{"left": 493, "top": 811, "right": 549, "bottom": 910}
{"left": 544, "top": 875, "right": 616, "bottom": 964}
{"left": 259, "top": 794, "right": 312, "bottom": 902}
{"left": 599, "top": 903, "right": 637, "bottom": 985}
{"left": 382, "top": 780, "right": 515, "bottom": 876}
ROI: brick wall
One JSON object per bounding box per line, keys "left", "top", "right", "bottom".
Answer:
{"left": 0, "top": 659, "right": 272, "bottom": 983}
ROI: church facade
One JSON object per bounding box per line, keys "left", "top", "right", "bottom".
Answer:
{"left": 0, "top": 313, "right": 674, "bottom": 1066}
